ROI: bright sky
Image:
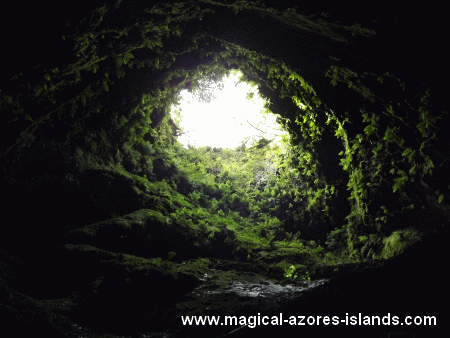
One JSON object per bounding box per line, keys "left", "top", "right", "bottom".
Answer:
{"left": 170, "top": 71, "right": 287, "bottom": 149}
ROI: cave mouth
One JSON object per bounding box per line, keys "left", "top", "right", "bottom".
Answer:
{"left": 169, "top": 69, "right": 288, "bottom": 150}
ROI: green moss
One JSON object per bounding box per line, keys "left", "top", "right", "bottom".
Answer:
{"left": 274, "top": 260, "right": 293, "bottom": 271}
{"left": 175, "top": 258, "right": 211, "bottom": 278}
{"left": 381, "top": 229, "right": 422, "bottom": 259}
{"left": 112, "top": 254, "right": 162, "bottom": 271}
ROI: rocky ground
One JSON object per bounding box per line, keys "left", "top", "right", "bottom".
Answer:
{"left": 1, "top": 223, "right": 448, "bottom": 338}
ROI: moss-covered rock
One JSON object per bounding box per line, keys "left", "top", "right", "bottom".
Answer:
{"left": 65, "top": 209, "right": 206, "bottom": 260}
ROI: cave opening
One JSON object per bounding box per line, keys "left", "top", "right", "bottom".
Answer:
{"left": 169, "top": 69, "right": 288, "bottom": 150}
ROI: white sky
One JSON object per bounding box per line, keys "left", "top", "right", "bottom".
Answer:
{"left": 170, "top": 71, "right": 287, "bottom": 149}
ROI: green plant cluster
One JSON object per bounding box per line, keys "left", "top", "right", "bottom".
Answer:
{"left": 284, "top": 265, "right": 310, "bottom": 281}
{"left": 171, "top": 139, "right": 293, "bottom": 242}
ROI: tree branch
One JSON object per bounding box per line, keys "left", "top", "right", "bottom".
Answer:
{"left": 246, "top": 119, "right": 283, "bottom": 137}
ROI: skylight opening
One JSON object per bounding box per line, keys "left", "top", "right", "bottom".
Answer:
{"left": 170, "top": 70, "right": 288, "bottom": 150}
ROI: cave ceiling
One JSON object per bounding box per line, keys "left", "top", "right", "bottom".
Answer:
{"left": 1, "top": 0, "right": 447, "bottom": 134}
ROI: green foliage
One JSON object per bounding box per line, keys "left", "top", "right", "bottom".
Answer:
{"left": 284, "top": 265, "right": 311, "bottom": 281}
{"left": 153, "top": 256, "right": 174, "bottom": 271}
{"left": 358, "top": 236, "right": 368, "bottom": 243}
{"left": 380, "top": 229, "right": 422, "bottom": 259}
{"left": 324, "top": 66, "right": 447, "bottom": 258}
{"left": 284, "top": 265, "right": 297, "bottom": 279}
{"left": 300, "top": 270, "right": 311, "bottom": 281}
{"left": 314, "top": 245, "right": 324, "bottom": 255}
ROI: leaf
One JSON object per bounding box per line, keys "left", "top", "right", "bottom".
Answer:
{"left": 123, "top": 52, "right": 134, "bottom": 65}
{"left": 439, "top": 194, "right": 444, "bottom": 203}
{"left": 393, "top": 172, "right": 408, "bottom": 192}
{"left": 364, "top": 124, "right": 375, "bottom": 136}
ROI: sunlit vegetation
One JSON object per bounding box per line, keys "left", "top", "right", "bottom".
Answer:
{"left": 120, "top": 71, "right": 344, "bottom": 270}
